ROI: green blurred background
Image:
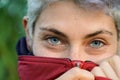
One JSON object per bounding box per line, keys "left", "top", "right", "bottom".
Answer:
{"left": 0, "top": 0, "right": 26, "bottom": 80}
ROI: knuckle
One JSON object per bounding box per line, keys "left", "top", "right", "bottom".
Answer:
{"left": 71, "top": 67, "right": 94, "bottom": 80}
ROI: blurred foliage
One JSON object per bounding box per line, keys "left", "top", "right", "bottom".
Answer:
{"left": 0, "top": 0, "right": 26, "bottom": 80}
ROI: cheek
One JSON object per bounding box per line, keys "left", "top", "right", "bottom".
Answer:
{"left": 86, "top": 42, "right": 118, "bottom": 63}
{"left": 32, "top": 33, "right": 46, "bottom": 56}
{"left": 32, "top": 38, "right": 50, "bottom": 56}
{"left": 94, "top": 46, "right": 117, "bottom": 63}
{"left": 32, "top": 39, "right": 64, "bottom": 57}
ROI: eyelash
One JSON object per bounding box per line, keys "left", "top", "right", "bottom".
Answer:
{"left": 43, "top": 35, "right": 63, "bottom": 46}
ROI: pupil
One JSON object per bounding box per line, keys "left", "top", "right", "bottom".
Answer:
{"left": 95, "top": 41, "right": 99, "bottom": 45}
{"left": 53, "top": 38, "right": 57, "bottom": 41}
{"left": 92, "top": 41, "right": 100, "bottom": 47}
{"left": 52, "top": 38, "right": 58, "bottom": 43}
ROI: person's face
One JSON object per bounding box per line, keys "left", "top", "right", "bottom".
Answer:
{"left": 27, "top": 1, "right": 118, "bottom": 63}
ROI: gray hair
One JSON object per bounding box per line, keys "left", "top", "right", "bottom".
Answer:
{"left": 26, "top": 0, "right": 120, "bottom": 39}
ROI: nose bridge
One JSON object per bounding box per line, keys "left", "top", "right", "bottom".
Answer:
{"left": 68, "top": 43, "right": 86, "bottom": 60}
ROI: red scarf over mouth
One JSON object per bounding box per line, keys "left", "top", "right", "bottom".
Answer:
{"left": 17, "top": 37, "right": 111, "bottom": 80}
{"left": 18, "top": 56, "right": 111, "bottom": 80}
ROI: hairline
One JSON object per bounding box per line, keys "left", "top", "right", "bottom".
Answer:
{"left": 26, "top": 0, "right": 120, "bottom": 39}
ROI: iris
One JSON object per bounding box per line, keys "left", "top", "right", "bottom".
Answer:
{"left": 90, "top": 40, "right": 104, "bottom": 48}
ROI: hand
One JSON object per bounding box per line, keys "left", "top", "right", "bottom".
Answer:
{"left": 55, "top": 67, "right": 94, "bottom": 80}
{"left": 91, "top": 55, "right": 120, "bottom": 80}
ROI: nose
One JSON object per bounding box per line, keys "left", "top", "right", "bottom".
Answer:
{"left": 68, "top": 44, "right": 88, "bottom": 61}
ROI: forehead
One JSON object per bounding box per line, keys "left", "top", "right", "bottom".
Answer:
{"left": 35, "top": 0, "right": 116, "bottom": 37}
{"left": 37, "top": 1, "right": 114, "bottom": 25}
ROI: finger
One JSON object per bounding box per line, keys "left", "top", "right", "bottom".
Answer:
{"left": 108, "top": 55, "right": 120, "bottom": 78}
{"left": 99, "top": 61, "right": 119, "bottom": 80}
{"left": 91, "top": 67, "right": 106, "bottom": 77}
{"left": 55, "top": 67, "right": 94, "bottom": 80}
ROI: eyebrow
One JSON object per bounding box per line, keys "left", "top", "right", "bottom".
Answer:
{"left": 85, "top": 30, "right": 113, "bottom": 39}
{"left": 40, "top": 27, "right": 68, "bottom": 38}
{"left": 40, "top": 27, "right": 113, "bottom": 39}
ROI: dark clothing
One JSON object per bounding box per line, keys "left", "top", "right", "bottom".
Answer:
{"left": 16, "top": 37, "right": 33, "bottom": 55}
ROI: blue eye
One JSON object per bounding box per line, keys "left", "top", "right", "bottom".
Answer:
{"left": 90, "top": 40, "right": 104, "bottom": 48}
{"left": 47, "top": 37, "right": 61, "bottom": 45}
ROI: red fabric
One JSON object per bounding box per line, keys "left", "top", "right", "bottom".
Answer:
{"left": 18, "top": 56, "right": 111, "bottom": 80}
